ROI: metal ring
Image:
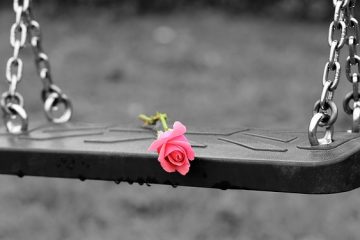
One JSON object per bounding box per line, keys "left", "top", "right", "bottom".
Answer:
{"left": 2, "top": 103, "right": 28, "bottom": 134}
{"left": 44, "top": 92, "right": 72, "bottom": 123}
{"left": 343, "top": 91, "right": 360, "bottom": 114}
{"left": 346, "top": 55, "right": 360, "bottom": 82}
{"left": 308, "top": 112, "right": 334, "bottom": 146}
{"left": 313, "top": 100, "right": 338, "bottom": 127}
{"left": 1, "top": 92, "right": 24, "bottom": 109}
{"left": 353, "top": 102, "right": 360, "bottom": 132}
{"left": 323, "top": 61, "right": 341, "bottom": 90}
{"left": 41, "top": 84, "right": 62, "bottom": 102}
{"left": 328, "top": 20, "right": 347, "bottom": 49}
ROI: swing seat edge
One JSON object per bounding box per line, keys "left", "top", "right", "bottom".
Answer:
{"left": 0, "top": 121, "right": 358, "bottom": 194}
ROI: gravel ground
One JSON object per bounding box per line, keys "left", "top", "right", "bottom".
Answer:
{"left": 0, "top": 7, "right": 359, "bottom": 240}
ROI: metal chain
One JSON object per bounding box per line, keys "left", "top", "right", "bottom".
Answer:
{"left": 1, "top": 0, "right": 73, "bottom": 134}
{"left": 308, "top": 0, "right": 352, "bottom": 146}
{"left": 342, "top": 0, "right": 360, "bottom": 132}
{"left": 0, "top": 0, "right": 30, "bottom": 134}
{"left": 22, "top": 3, "right": 73, "bottom": 124}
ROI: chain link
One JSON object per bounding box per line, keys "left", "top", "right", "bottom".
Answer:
{"left": 13, "top": 0, "right": 30, "bottom": 13}
{"left": 22, "top": 8, "right": 73, "bottom": 123}
{"left": 328, "top": 20, "right": 347, "bottom": 49}
{"left": 309, "top": 0, "right": 353, "bottom": 146}
{"left": 342, "top": 0, "right": 360, "bottom": 132}
{"left": 1, "top": 0, "right": 73, "bottom": 134}
{"left": 1, "top": 1, "right": 29, "bottom": 134}
{"left": 333, "top": 0, "right": 350, "bottom": 7}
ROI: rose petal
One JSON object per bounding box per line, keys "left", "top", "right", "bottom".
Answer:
{"left": 148, "top": 122, "right": 188, "bottom": 152}
{"left": 158, "top": 130, "right": 173, "bottom": 140}
{"left": 157, "top": 144, "right": 167, "bottom": 161}
{"left": 148, "top": 137, "right": 167, "bottom": 152}
{"left": 170, "top": 150, "right": 184, "bottom": 162}
{"left": 164, "top": 144, "right": 186, "bottom": 165}
{"left": 159, "top": 158, "right": 176, "bottom": 173}
{"left": 169, "top": 140, "right": 195, "bottom": 160}
{"left": 171, "top": 121, "right": 187, "bottom": 137}
{"left": 164, "top": 144, "right": 185, "bottom": 157}
{"left": 167, "top": 156, "right": 183, "bottom": 166}
{"left": 171, "top": 135, "right": 188, "bottom": 142}
{"left": 167, "top": 151, "right": 186, "bottom": 166}
{"left": 176, "top": 162, "right": 190, "bottom": 175}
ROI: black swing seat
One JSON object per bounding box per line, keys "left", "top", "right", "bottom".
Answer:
{"left": 0, "top": 121, "right": 359, "bottom": 194}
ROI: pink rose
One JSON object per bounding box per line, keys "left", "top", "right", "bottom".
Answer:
{"left": 148, "top": 121, "right": 195, "bottom": 175}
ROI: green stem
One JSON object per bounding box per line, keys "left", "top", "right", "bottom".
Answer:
{"left": 157, "top": 112, "right": 169, "bottom": 131}
{"left": 139, "top": 112, "right": 169, "bottom": 131}
{"left": 138, "top": 114, "right": 155, "bottom": 125}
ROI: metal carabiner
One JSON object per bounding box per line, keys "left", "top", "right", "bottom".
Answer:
{"left": 2, "top": 102, "right": 28, "bottom": 134}
{"left": 308, "top": 112, "right": 334, "bottom": 146}
{"left": 43, "top": 92, "right": 72, "bottom": 124}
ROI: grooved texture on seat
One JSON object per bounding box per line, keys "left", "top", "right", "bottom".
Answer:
{"left": 0, "top": 122, "right": 360, "bottom": 194}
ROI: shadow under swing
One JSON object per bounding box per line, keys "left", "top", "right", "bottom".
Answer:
{"left": 1, "top": 0, "right": 360, "bottom": 194}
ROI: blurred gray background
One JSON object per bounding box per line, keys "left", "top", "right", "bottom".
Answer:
{"left": 0, "top": 1, "right": 359, "bottom": 240}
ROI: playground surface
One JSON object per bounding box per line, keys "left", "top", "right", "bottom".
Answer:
{"left": 0, "top": 7, "right": 359, "bottom": 240}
